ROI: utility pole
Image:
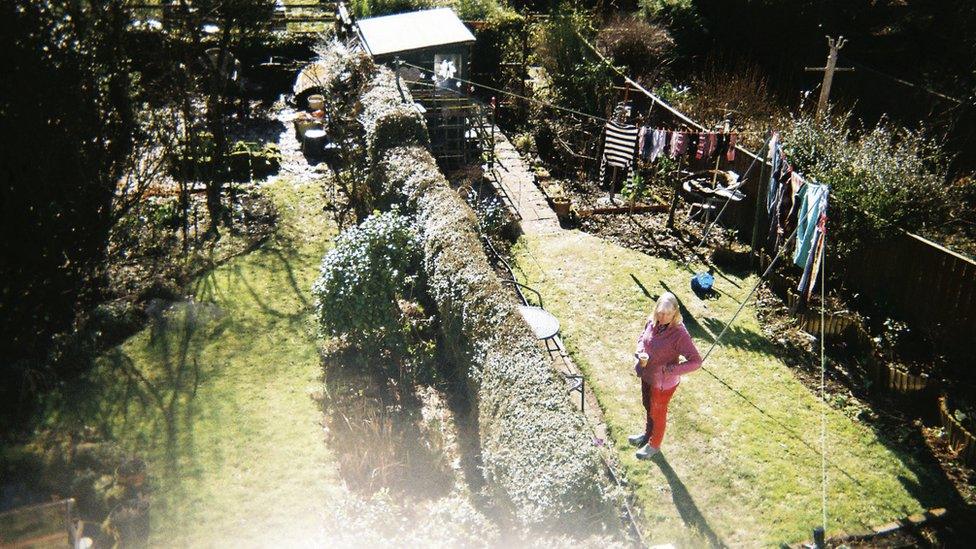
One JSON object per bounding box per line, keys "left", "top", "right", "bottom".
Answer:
{"left": 805, "top": 36, "right": 854, "bottom": 118}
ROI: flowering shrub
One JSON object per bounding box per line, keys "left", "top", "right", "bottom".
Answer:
{"left": 784, "top": 113, "right": 950, "bottom": 258}
{"left": 312, "top": 209, "right": 421, "bottom": 352}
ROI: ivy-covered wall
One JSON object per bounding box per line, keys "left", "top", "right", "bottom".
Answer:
{"left": 319, "top": 43, "right": 615, "bottom": 528}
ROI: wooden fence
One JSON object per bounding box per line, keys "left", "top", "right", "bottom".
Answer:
{"left": 939, "top": 396, "right": 976, "bottom": 467}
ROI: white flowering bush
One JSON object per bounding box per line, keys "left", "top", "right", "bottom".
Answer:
{"left": 784, "top": 113, "right": 950, "bottom": 257}
{"left": 312, "top": 208, "right": 420, "bottom": 351}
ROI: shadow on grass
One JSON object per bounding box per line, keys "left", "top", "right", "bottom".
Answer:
{"left": 624, "top": 215, "right": 742, "bottom": 290}
{"left": 318, "top": 348, "right": 456, "bottom": 501}
{"left": 652, "top": 453, "right": 727, "bottom": 548}
{"left": 97, "top": 300, "right": 226, "bottom": 477}
{"left": 641, "top": 276, "right": 964, "bottom": 521}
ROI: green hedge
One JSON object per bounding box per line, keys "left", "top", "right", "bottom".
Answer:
{"left": 360, "top": 67, "right": 612, "bottom": 527}
{"left": 360, "top": 70, "right": 430, "bottom": 165}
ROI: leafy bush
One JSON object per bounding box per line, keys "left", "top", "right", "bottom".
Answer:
{"left": 530, "top": 9, "right": 615, "bottom": 119}
{"left": 228, "top": 141, "right": 281, "bottom": 180}
{"left": 312, "top": 209, "right": 422, "bottom": 352}
{"left": 349, "top": 0, "right": 432, "bottom": 18}
{"left": 463, "top": 188, "right": 509, "bottom": 238}
{"left": 596, "top": 13, "right": 674, "bottom": 86}
{"left": 782, "top": 112, "right": 951, "bottom": 257}
{"left": 638, "top": 0, "right": 704, "bottom": 51}
{"left": 470, "top": 9, "right": 525, "bottom": 126}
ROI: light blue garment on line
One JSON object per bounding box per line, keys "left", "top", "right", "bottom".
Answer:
{"left": 793, "top": 182, "right": 829, "bottom": 268}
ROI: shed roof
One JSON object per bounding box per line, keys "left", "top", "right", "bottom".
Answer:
{"left": 357, "top": 8, "right": 475, "bottom": 57}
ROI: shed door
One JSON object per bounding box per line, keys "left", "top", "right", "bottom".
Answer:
{"left": 433, "top": 54, "right": 461, "bottom": 90}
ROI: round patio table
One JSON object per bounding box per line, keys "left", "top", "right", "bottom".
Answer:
{"left": 518, "top": 305, "right": 560, "bottom": 342}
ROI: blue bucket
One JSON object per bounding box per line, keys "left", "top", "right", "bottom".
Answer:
{"left": 691, "top": 272, "right": 714, "bottom": 293}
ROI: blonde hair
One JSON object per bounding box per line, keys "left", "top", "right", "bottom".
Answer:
{"left": 648, "top": 292, "right": 683, "bottom": 326}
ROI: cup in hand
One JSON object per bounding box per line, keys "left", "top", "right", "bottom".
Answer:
{"left": 637, "top": 352, "right": 649, "bottom": 367}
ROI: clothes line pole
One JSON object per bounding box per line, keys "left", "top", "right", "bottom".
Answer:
{"left": 805, "top": 36, "right": 853, "bottom": 119}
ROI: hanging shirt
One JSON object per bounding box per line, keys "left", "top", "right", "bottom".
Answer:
{"left": 798, "top": 198, "right": 828, "bottom": 300}
{"left": 686, "top": 132, "right": 700, "bottom": 159}
{"left": 669, "top": 131, "right": 687, "bottom": 158}
{"left": 726, "top": 133, "right": 737, "bottom": 161}
{"left": 599, "top": 120, "right": 639, "bottom": 186}
{"left": 639, "top": 127, "right": 650, "bottom": 160}
{"left": 650, "top": 129, "right": 667, "bottom": 162}
{"left": 766, "top": 134, "right": 782, "bottom": 215}
{"left": 601, "top": 120, "right": 639, "bottom": 169}
{"left": 794, "top": 182, "right": 829, "bottom": 269}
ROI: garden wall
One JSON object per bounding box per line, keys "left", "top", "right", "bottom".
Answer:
{"left": 338, "top": 55, "right": 612, "bottom": 528}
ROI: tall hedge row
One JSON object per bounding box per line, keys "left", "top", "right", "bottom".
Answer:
{"left": 347, "top": 60, "right": 613, "bottom": 527}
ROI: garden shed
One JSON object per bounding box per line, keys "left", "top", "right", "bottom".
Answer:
{"left": 355, "top": 7, "right": 475, "bottom": 87}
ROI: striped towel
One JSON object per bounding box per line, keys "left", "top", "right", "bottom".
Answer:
{"left": 599, "top": 121, "right": 639, "bottom": 186}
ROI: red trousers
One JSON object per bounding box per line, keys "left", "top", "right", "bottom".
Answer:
{"left": 641, "top": 381, "right": 678, "bottom": 449}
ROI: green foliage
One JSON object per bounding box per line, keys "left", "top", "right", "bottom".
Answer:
{"left": 349, "top": 0, "right": 511, "bottom": 19}
{"left": 596, "top": 13, "right": 674, "bottom": 85}
{"left": 620, "top": 171, "right": 648, "bottom": 202}
{"left": 1, "top": 0, "right": 138, "bottom": 419}
{"left": 228, "top": 141, "right": 282, "bottom": 180}
{"left": 463, "top": 188, "right": 509, "bottom": 238}
{"left": 783, "top": 112, "right": 951, "bottom": 255}
{"left": 312, "top": 209, "right": 422, "bottom": 351}
{"left": 349, "top": 0, "right": 432, "bottom": 17}
{"left": 469, "top": 8, "right": 525, "bottom": 122}
{"left": 531, "top": 9, "right": 615, "bottom": 118}
{"left": 638, "top": 0, "right": 704, "bottom": 49}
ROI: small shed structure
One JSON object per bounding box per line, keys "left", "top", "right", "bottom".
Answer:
{"left": 356, "top": 7, "right": 475, "bottom": 86}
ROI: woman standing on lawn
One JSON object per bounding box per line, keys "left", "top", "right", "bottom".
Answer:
{"left": 630, "top": 292, "right": 703, "bottom": 459}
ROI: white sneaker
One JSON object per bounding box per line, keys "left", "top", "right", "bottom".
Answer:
{"left": 627, "top": 433, "right": 648, "bottom": 447}
{"left": 635, "top": 444, "right": 660, "bottom": 460}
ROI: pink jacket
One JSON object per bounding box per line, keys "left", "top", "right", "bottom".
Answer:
{"left": 635, "top": 320, "right": 703, "bottom": 390}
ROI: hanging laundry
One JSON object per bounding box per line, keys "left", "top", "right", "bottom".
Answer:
{"left": 794, "top": 182, "right": 829, "bottom": 270}
{"left": 670, "top": 131, "right": 688, "bottom": 158}
{"left": 599, "top": 120, "right": 640, "bottom": 186}
{"left": 798, "top": 199, "right": 828, "bottom": 299}
{"left": 687, "top": 132, "right": 700, "bottom": 159}
{"left": 650, "top": 129, "right": 668, "bottom": 162}
{"left": 704, "top": 132, "right": 718, "bottom": 160}
{"left": 726, "top": 133, "right": 737, "bottom": 161}
{"left": 766, "top": 133, "right": 782, "bottom": 216}
{"left": 715, "top": 133, "right": 728, "bottom": 159}
{"left": 639, "top": 127, "right": 650, "bottom": 160}
{"left": 776, "top": 172, "right": 805, "bottom": 253}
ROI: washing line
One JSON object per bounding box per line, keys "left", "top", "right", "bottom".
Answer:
{"left": 696, "top": 131, "right": 773, "bottom": 248}
{"left": 396, "top": 59, "right": 610, "bottom": 124}
{"left": 568, "top": 31, "right": 932, "bottom": 532}
{"left": 841, "top": 57, "right": 965, "bottom": 105}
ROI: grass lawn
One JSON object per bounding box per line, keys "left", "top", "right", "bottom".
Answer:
{"left": 38, "top": 176, "right": 340, "bottom": 546}
{"left": 513, "top": 229, "right": 956, "bottom": 547}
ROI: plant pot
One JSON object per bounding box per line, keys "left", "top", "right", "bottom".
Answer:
{"left": 307, "top": 94, "right": 325, "bottom": 111}
{"left": 294, "top": 118, "right": 317, "bottom": 138}
{"left": 552, "top": 198, "right": 571, "bottom": 218}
